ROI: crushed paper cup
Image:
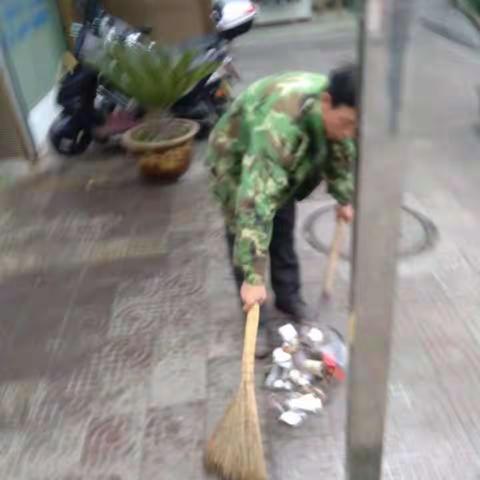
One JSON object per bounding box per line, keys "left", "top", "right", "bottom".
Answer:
{"left": 282, "top": 342, "right": 299, "bottom": 354}
{"left": 306, "top": 327, "right": 325, "bottom": 344}
{"left": 272, "top": 348, "right": 293, "bottom": 369}
{"left": 288, "top": 369, "right": 312, "bottom": 388}
{"left": 286, "top": 393, "right": 323, "bottom": 414}
{"left": 265, "top": 365, "right": 283, "bottom": 389}
{"left": 279, "top": 410, "right": 306, "bottom": 427}
{"left": 278, "top": 323, "right": 299, "bottom": 344}
{"left": 302, "top": 359, "right": 324, "bottom": 377}
{"left": 272, "top": 379, "right": 294, "bottom": 391}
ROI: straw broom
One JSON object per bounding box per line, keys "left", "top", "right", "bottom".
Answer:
{"left": 322, "top": 218, "right": 346, "bottom": 299}
{"left": 205, "top": 303, "right": 267, "bottom": 480}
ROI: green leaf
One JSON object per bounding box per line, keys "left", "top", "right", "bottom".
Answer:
{"left": 91, "top": 39, "right": 221, "bottom": 111}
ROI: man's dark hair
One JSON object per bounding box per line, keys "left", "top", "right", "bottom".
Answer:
{"left": 328, "top": 64, "right": 358, "bottom": 108}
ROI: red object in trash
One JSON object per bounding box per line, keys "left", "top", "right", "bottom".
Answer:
{"left": 323, "top": 353, "right": 346, "bottom": 382}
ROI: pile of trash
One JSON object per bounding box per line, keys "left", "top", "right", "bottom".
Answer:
{"left": 264, "top": 323, "right": 348, "bottom": 427}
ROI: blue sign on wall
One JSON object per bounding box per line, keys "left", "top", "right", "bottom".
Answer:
{"left": 1, "top": 0, "right": 51, "bottom": 49}
{"left": 0, "top": 0, "right": 66, "bottom": 110}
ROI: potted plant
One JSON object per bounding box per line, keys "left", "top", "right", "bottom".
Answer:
{"left": 93, "top": 42, "right": 218, "bottom": 179}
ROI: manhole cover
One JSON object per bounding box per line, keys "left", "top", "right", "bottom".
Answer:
{"left": 303, "top": 205, "right": 438, "bottom": 261}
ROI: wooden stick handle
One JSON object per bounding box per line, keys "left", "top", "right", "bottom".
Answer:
{"left": 241, "top": 304, "right": 260, "bottom": 382}
{"left": 323, "top": 219, "right": 346, "bottom": 298}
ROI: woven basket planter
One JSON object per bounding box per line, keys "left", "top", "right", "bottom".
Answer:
{"left": 122, "top": 118, "right": 200, "bottom": 180}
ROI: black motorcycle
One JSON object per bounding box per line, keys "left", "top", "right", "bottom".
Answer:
{"left": 50, "top": 0, "right": 254, "bottom": 155}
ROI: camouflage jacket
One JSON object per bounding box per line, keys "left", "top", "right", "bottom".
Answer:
{"left": 206, "top": 72, "right": 356, "bottom": 285}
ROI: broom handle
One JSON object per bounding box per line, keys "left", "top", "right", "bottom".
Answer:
{"left": 241, "top": 304, "right": 260, "bottom": 381}
{"left": 323, "top": 218, "right": 346, "bottom": 297}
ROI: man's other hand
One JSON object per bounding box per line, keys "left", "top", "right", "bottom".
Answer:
{"left": 337, "top": 204, "right": 355, "bottom": 223}
{"left": 241, "top": 282, "right": 267, "bottom": 313}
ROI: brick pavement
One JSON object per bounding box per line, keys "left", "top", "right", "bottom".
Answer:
{"left": 1, "top": 18, "right": 480, "bottom": 480}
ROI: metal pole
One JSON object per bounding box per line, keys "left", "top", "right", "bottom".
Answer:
{"left": 346, "top": 1, "right": 415, "bottom": 479}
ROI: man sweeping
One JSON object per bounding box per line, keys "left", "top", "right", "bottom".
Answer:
{"left": 207, "top": 65, "right": 358, "bottom": 357}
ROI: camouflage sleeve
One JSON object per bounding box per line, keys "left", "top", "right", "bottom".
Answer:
{"left": 325, "top": 139, "right": 356, "bottom": 205}
{"left": 233, "top": 147, "right": 291, "bottom": 286}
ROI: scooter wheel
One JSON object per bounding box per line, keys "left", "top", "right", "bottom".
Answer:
{"left": 196, "top": 122, "right": 212, "bottom": 140}
{"left": 49, "top": 114, "right": 93, "bottom": 156}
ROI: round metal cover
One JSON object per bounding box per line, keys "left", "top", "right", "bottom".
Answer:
{"left": 303, "top": 205, "right": 438, "bottom": 261}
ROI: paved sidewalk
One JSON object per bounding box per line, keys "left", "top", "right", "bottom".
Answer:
{"left": 0, "top": 135, "right": 344, "bottom": 479}
{"left": 1, "top": 18, "right": 480, "bottom": 480}
{"left": 420, "top": 0, "right": 480, "bottom": 49}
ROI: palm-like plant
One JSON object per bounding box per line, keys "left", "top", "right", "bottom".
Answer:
{"left": 88, "top": 41, "right": 219, "bottom": 143}
{"left": 92, "top": 41, "right": 219, "bottom": 111}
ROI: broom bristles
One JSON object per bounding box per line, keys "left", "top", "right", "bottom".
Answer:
{"left": 206, "top": 304, "right": 266, "bottom": 480}
{"left": 205, "top": 380, "right": 267, "bottom": 480}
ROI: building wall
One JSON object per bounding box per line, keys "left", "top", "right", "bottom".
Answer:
{"left": 0, "top": 72, "right": 30, "bottom": 161}
{"left": 103, "top": 0, "right": 214, "bottom": 44}
{"left": 0, "top": 0, "right": 66, "bottom": 111}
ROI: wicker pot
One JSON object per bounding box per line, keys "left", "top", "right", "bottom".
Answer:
{"left": 122, "top": 118, "right": 200, "bottom": 180}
